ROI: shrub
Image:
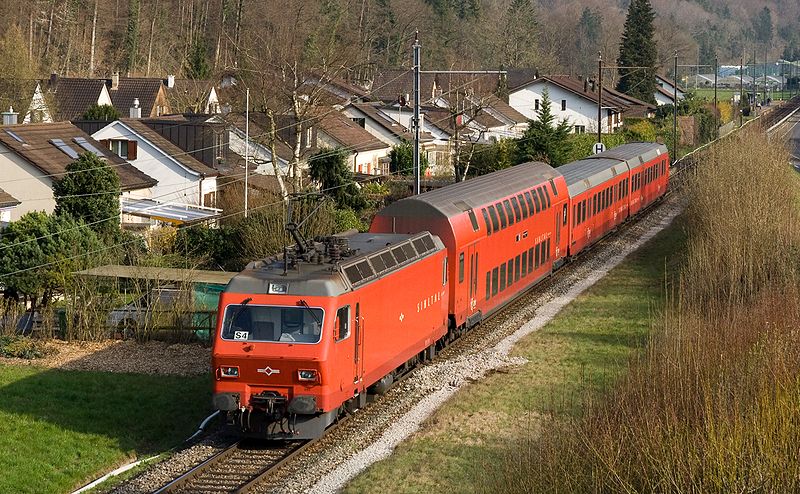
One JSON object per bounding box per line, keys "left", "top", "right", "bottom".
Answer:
{"left": 0, "top": 336, "right": 54, "bottom": 359}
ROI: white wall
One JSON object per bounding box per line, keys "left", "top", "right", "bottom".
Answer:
{"left": 93, "top": 122, "right": 205, "bottom": 205}
{"left": 0, "top": 143, "right": 57, "bottom": 221}
{"left": 655, "top": 91, "right": 674, "bottom": 106}
{"left": 509, "top": 82, "right": 620, "bottom": 133}
{"left": 317, "top": 131, "right": 390, "bottom": 175}
{"left": 340, "top": 107, "right": 404, "bottom": 146}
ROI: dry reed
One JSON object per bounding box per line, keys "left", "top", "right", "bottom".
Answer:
{"left": 484, "top": 129, "right": 800, "bottom": 493}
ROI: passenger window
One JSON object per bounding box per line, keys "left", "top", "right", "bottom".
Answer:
{"left": 485, "top": 272, "right": 491, "bottom": 300}
{"left": 467, "top": 210, "right": 479, "bottom": 232}
{"left": 442, "top": 257, "right": 448, "bottom": 285}
{"left": 496, "top": 202, "right": 508, "bottom": 228}
{"left": 528, "top": 247, "right": 534, "bottom": 272}
{"left": 524, "top": 191, "right": 535, "bottom": 213}
{"left": 499, "top": 264, "right": 506, "bottom": 291}
{"left": 549, "top": 178, "right": 558, "bottom": 196}
{"left": 335, "top": 306, "right": 350, "bottom": 342}
{"left": 481, "top": 208, "right": 492, "bottom": 236}
{"left": 492, "top": 268, "right": 499, "bottom": 295}
{"left": 573, "top": 204, "right": 578, "bottom": 226}
{"left": 515, "top": 255, "right": 521, "bottom": 282}
{"left": 562, "top": 204, "right": 568, "bottom": 226}
{"left": 532, "top": 191, "right": 541, "bottom": 213}
{"left": 510, "top": 197, "right": 522, "bottom": 222}
{"left": 487, "top": 205, "right": 500, "bottom": 233}
{"left": 546, "top": 239, "right": 551, "bottom": 260}
{"left": 503, "top": 200, "right": 514, "bottom": 225}
{"left": 518, "top": 194, "right": 528, "bottom": 218}
{"left": 537, "top": 188, "right": 547, "bottom": 211}
{"left": 507, "top": 260, "right": 514, "bottom": 285}
{"left": 522, "top": 251, "right": 528, "bottom": 276}
{"left": 458, "top": 252, "right": 465, "bottom": 283}
{"left": 535, "top": 243, "right": 540, "bottom": 268}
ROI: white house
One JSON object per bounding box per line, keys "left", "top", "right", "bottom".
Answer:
{"left": 0, "top": 188, "right": 20, "bottom": 228}
{"left": 315, "top": 111, "right": 391, "bottom": 175}
{"left": 92, "top": 118, "right": 218, "bottom": 208}
{"left": 0, "top": 121, "right": 157, "bottom": 223}
{"left": 655, "top": 75, "right": 687, "bottom": 106}
{"left": 509, "top": 75, "right": 654, "bottom": 134}
{"left": 224, "top": 114, "right": 293, "bottom": 177}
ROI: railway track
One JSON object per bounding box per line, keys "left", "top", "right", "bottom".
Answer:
{"left": 154, "top": 440, "right": 310, "bottom": 493}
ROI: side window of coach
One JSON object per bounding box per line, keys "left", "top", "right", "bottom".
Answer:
{"left": 335, "top": 305, "right": 350, "bottom": 342}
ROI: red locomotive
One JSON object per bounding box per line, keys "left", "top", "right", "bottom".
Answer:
{"left": 211, "top": 142, "right": 668, "bottom": 439}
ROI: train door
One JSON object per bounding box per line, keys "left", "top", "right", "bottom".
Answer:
{"left": 554, "top": 206, "right": 562, "bottom": 259}
{"left": 467, "top": 245, "right": 478, "bottom": 315}
{"left": 354, "top": 302, "right": 364, "bottom": 387}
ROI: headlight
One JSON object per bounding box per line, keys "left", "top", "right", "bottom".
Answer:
{"left": 298, "top": 369, "right": 317, "bottom": 381}
{"left": 220, "top": 366, "right": 239, "bottom": 378}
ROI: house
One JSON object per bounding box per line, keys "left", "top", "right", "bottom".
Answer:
{"left": 314, "top": 110, "right": 391, "bottom": 175}
{"left": 0, "top": 121, "right": 157, "bottom": 223}
{"left": 370, "top": 69, "right": 501, "bottom": 106}
{"left": 0, "top": 187, "right": 20, "bottom": 228}
{"left": 91, "top": 118, "right": 219, "bottom": 209}
{"left": 508, "top": 75, "right": 655, "bottom": 134}
{"left": 108, "top": 75, "right": 171, "bottom": 118}
{"left": 655, "top": 75, "right": 687, "bottom": 106}
{"left": 224, "top": 113, "right": 294, "bottom": 177}
{"left": 302, "top": 72, "right": 371, "bottom": 106}
{"left": 42, "top": 74, "right": 112, "bottom": 121}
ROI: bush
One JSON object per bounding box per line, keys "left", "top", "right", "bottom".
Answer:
{"left": 0, "top": 336, "right": 54, "bottom": 359}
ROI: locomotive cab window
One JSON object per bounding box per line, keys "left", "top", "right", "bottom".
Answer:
{"left": 221, "top": 303, "right": 323, "bottom": 344}
{"left": 335, "top": 306, "right": 350, "bottom": 342}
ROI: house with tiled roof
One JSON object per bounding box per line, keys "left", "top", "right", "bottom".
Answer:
{"left": 165, "top": 76, "right": 221, "bottom": 114}
{"left": 508, "top": 75, "right": 656, "bottom": 134}
{"left": 108, "top": 75, "right": 171, "bottom": 118}
{"left": 314, "top": 110, "right": 391, "bottom": 175}
{"left": 91, "top": 118, "right": 219, "bottom": 209}
{"left": 46, "top": 74, "right": 112, "bottom": 123}
{"left": 655, "top": 75, "right": 686, "bottom": 106}
{"left": 224, "top": 113, "right": 294, "bottom": 178}
{"left": 0, "top": 121, "right": 156, "bottom": 223}
{"left": 0, "top": 187, "right": 20, "bottom": 227}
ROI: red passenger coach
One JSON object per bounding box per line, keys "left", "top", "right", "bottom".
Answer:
{"left": 601, "top": 142, "right": 670, "bottom": 216}
{"left": 212, "top": 231, "right": 448, "bottom": 439}
{"left": 370, "top": 162, "right": 569, "bottom": 334}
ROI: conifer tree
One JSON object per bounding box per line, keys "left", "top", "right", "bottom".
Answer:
{"left": 617, "top": 0, "right": 657, "bottom": 104}
{"left": 515, "top": 88, "right": 572, "bottom": 166}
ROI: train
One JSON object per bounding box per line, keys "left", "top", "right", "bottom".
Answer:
{"left": 210, "top": 142, "right": 669, "bottom": 439}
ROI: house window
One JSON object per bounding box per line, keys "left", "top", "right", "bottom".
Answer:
{"left": 305, "top": 127, "right": 313, "bottom": 148}
{"left": 107, "top": 139, "right": 138, "bottom": 160}
{"left": 352, "top": 117, "right": 366, "bottom": 128}
{"left": 534, "top": 99, "right": 540, "bottom": 111}
{"left": 574, "top": 125, "right": 586, "bottom": 134}
{"left": 561, "top": 100, "right": 566, "bottom": 111}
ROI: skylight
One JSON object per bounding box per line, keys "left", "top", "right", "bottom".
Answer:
{"left": 49, "top": 139, "right": 80, "bottom": 159}
{"left": 73, "top": 137, "right": 103, "bottom": 156}
{"left": 5, "top": 130, "right": 25, "bottom": 143}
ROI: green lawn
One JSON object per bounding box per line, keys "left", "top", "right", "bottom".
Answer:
{"left": 0, "top": 365, "right": 211, "bottom": 494}
{"left": 344, "top": 217, "right": 686, "bottom": 494}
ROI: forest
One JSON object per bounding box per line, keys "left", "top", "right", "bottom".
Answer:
{"left": 0, "top": 0, "right": 796, "bottom": 89}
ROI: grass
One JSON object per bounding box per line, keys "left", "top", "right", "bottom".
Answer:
{"left": 343, "top": 214, "right": 686, "bottom": 494}
{"left": 0, "top": 364, "right": 211, "bottom": 494}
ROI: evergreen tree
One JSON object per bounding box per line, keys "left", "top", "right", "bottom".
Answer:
{"left": 515, "top": 88, "right": 572, "bottom": 166}
{"left": 184, "top": 37, "right": 211, "bottom": 80}
{"left": 53, "top": 153, "right": 121, "bottom": 239}
{"left": 308, "top": 148, "right": 366, "bottom": 211}
{"left": 124, "top": 0, "right": 140, "bottom": 73}
{"left": 82, "top": 104, "right": 120, "bottom": 121}
{"left": 389, "top": 140, "right": 429, "bottom": 177}
{"left": 753, "top": 7, "right": 773, "bottom": 46}
{"left": 617, "top": 0, "right": 657, "bottom": 104}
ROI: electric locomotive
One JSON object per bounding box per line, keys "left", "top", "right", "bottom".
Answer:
{"left": 212, "top": 230, "right": 448, "bottom": 439}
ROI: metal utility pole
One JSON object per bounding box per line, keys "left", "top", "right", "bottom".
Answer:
{"left": 673, "top": 51, "right": 678, "bottom": 164}
{"left": 412, "top": 31, "right": 421, "bottom": 196}
{"left": 597, "top": 52, "right": 603, "bottom": 145}
{"left": 245, "top": 87, "right": 249, "bottom": 218}
{"left": 764, "top": 45, "right": 768, "bottom": 104}
{"left": 739, "top": 56, "right": 744, "bottom": 126}
{"left": 714, "top": 56, "right": 718, "bottom": 139}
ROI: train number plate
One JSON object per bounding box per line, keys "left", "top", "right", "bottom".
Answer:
{"left": 234, "top": 331, "right": 249, "bottom": 341}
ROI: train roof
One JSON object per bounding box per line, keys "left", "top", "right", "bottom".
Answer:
{"left": 376, "top": 161, "right": 560, "bottom": 219}
{"left": 594, "top": 142, "right": 668, "bottom": 170}
{"left": 558, "top": 142, "right": 668, "bottom": 196}
{"left": 225, "top": 231, "right": 444, "bottom": 297}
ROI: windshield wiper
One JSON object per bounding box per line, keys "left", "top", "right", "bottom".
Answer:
{"left": 227, "top": 297, "right": 253, "bottom": 331}
{"left": 297, "top": 299, "right": 321, "bottom": 326}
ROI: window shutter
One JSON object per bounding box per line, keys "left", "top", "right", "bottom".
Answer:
{"left": 127, "top": 140, "right": 138, "bottom": 160}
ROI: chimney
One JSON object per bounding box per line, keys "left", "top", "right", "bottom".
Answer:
{"left": 111, "top": 72, "right": 120, "bottom": 91}
{"left": 129, "top": 98, "right": 141, "bottom": 118}
{"left": 49, "top": 73, "right": 59, "bottom": 88}
{"left": 166, "top": 75, "right": 175, "bottom": 88}
{"left": 2, "top": 106, "right": 18, "bottom": 126}
{"left": 584, "top": 78, "right": 588, "bottom": 92}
